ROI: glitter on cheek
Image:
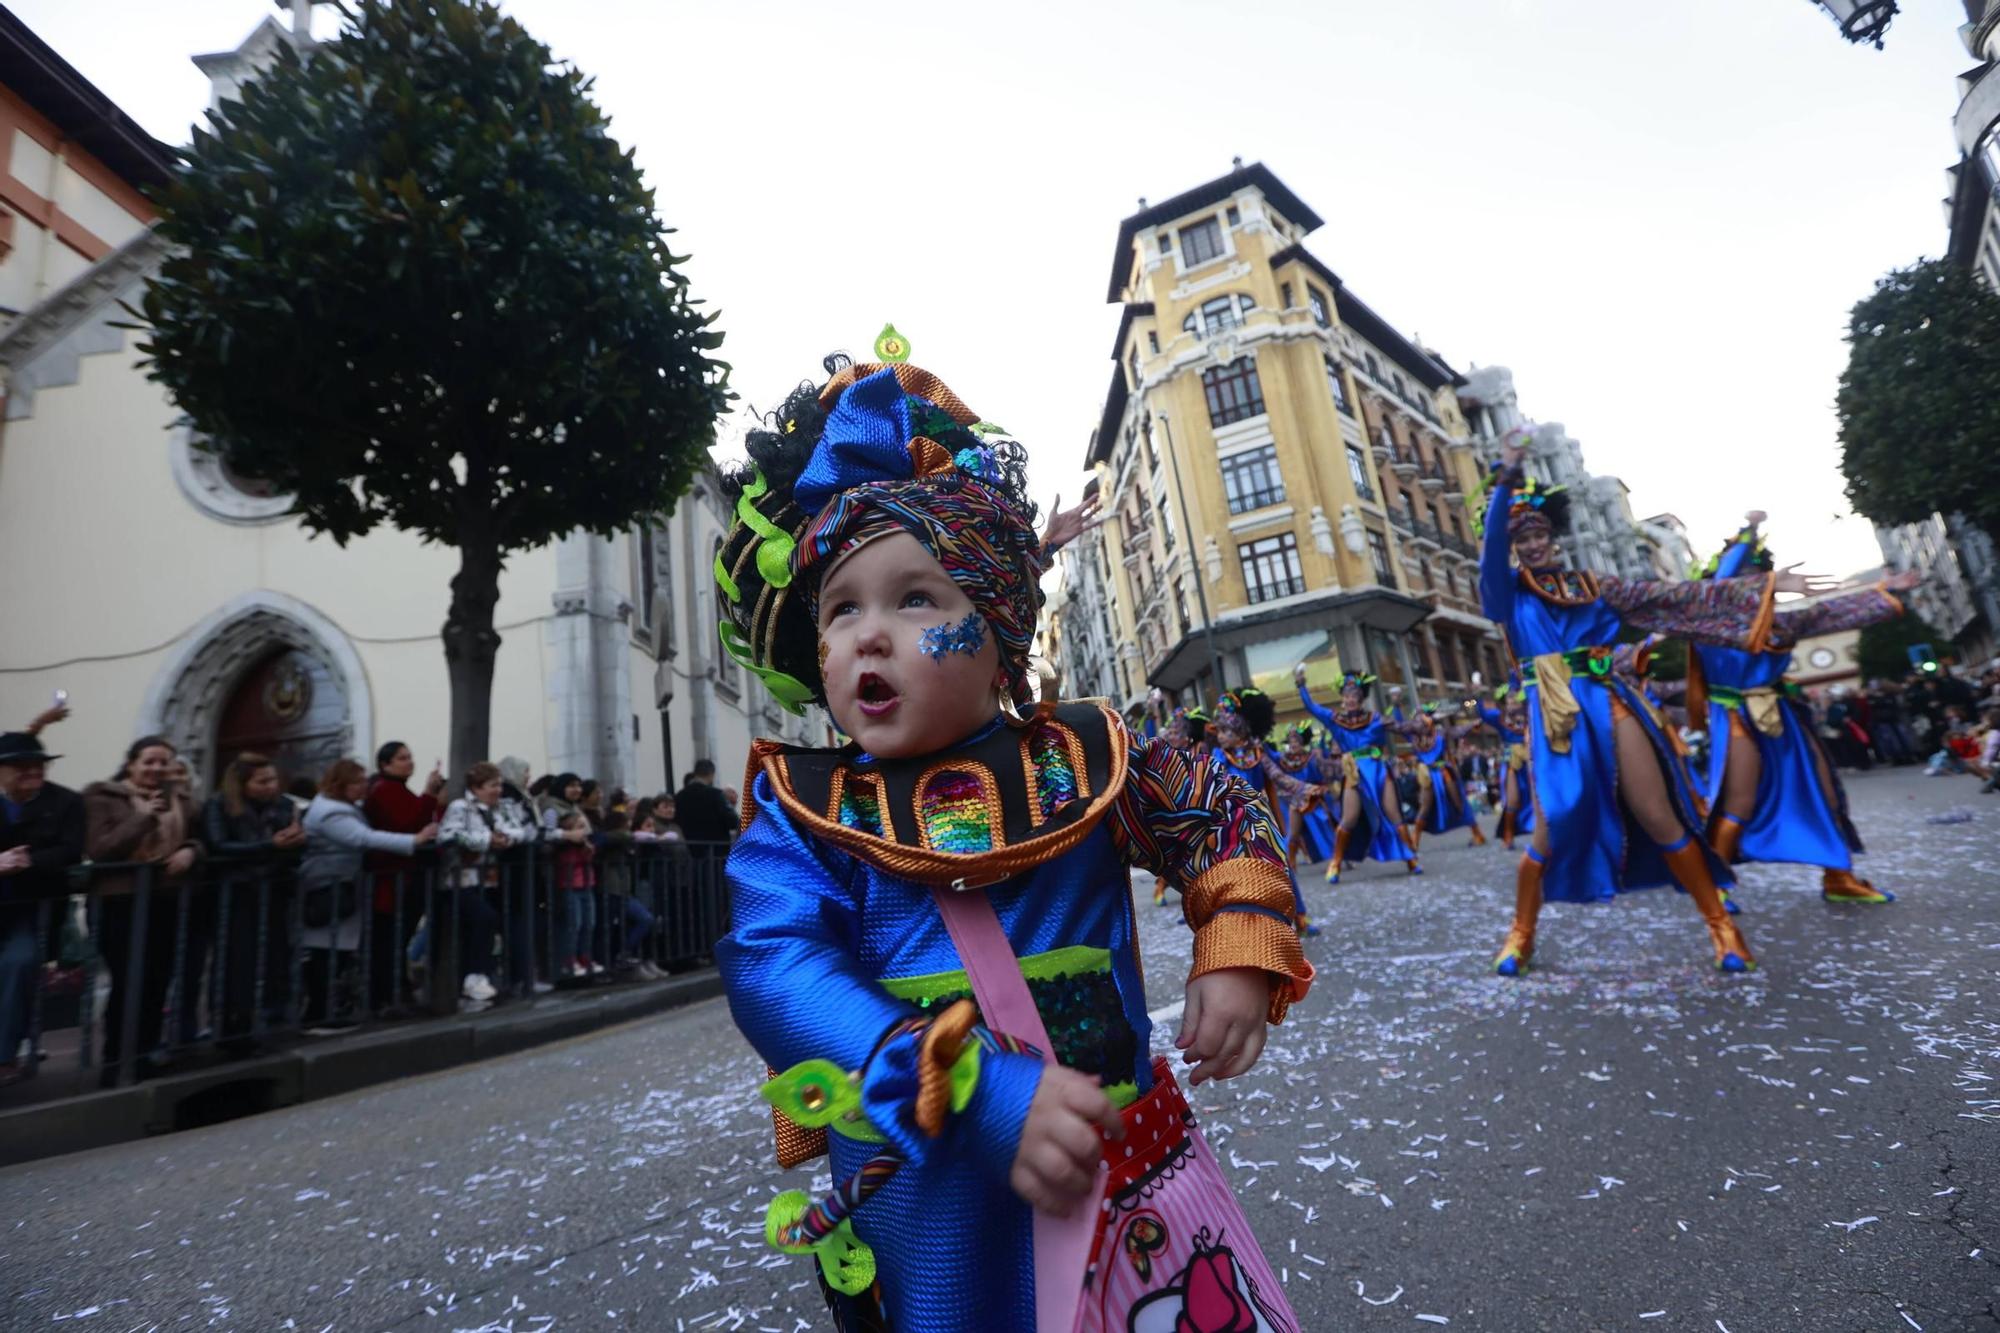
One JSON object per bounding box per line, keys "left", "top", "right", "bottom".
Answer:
{"left": 918, "top": 612, "right": 987, "bottom": 663}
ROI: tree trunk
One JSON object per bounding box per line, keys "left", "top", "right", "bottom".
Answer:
{"left": 442, "top": 532, "right": 503, "bottom": 792}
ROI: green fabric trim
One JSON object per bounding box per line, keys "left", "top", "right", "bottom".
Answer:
{"left": 880, "top": 944, "right": 1113, "bottom": 1003}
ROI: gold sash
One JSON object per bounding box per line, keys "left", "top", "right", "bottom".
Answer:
{"left": 1530, "top": 653, "right": 1582, "bottom": 755}
{"left": 1739, "top": 686, "right": 1786, "bottom": 738}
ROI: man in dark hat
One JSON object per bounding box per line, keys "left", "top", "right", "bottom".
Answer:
{"left": 0, "top": 729, "right": 85, "bottom": 1084}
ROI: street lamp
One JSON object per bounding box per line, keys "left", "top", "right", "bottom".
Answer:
{"left": 1152, "top": 410, "right": 1228, "bottom": 701}
{"left": 1809, "top": 0, "right": 1897, "bottom": 48}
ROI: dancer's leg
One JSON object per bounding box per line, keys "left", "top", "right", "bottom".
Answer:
{"left": 1614, "top": 710, "right": 1755, "bottom": 970}
{"left": 1384, "top": 776, "right": 1421, "bottom": 872}
{"left": 1328, "top": 785, "right": 1361, "bottom": 884}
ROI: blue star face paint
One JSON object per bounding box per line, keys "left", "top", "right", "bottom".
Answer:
{"left": 919, "top": 612, "right": 987, "bottom": 663}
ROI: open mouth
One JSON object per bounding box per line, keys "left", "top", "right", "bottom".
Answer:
{"left": 855, "top": 673, "right": 901, "bottom": 718}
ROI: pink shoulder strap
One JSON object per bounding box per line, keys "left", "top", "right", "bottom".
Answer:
{"left": 930, "top": 884, "right": 1105, "bottom": 1333}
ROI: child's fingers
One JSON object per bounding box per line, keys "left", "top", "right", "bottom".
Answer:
{"left": 1056, "top": 1073, "right": 1124, "bottom": 1142}
{"left": 1216, "top": 1023, "right": 1267, "bottom": 1080}
{"left": 1176, "top": 986, "right": 1205, "bottom": 1050}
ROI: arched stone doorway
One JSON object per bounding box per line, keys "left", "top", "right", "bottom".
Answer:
{"left": 212, "top": 647, "right": 351, "bottom": 789}
{"left": 138, "top": 592, "right": 373, "bottom": 792}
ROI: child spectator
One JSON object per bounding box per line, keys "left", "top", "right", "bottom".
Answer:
{"left": 553, "top": 811, "right": 600, "bottom": 978}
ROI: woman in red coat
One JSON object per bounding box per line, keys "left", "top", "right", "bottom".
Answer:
{"left": 362, "top": 741, "right": 444, "bottom": 1014}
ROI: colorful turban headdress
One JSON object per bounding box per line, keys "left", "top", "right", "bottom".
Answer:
{"left": 715, "top": 334, "right": 1046, "bottom": 714}
{"left": 1468, "top": 466, "right": 1570, "bottom": 541}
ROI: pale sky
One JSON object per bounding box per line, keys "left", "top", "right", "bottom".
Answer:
{"left": 23, "top": 0, "right": 1978, "bottom": 579}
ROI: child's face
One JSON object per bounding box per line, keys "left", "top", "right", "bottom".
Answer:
{"left": 817, "top": 531, "right": 1002, "bottom": 759}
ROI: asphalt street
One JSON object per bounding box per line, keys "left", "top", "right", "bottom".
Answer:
{"left": 3, "top": 767, "right": 1996, "bottom": 1332}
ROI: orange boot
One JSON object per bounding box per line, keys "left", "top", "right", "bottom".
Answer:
{"left": 1821, "top": 868, "right": 1894, "bottom": 904}
{"left": 1494, "top": 850, "right": 1544, "bottom": 976}
{"left": 1659, "top": 836, "right": 1755, "bottom": 972}
{"left": 1710, "top": 812, "right": 1746, "bottom": 866}
{"left": 1401, "top": 826, "right": 1424, "bottom": 875}
{"left": 1469, "top": 819, "right": 1488, "bottom": 848}
{"left": 1326, "top": 826, "right": 1350, "bottom": 884}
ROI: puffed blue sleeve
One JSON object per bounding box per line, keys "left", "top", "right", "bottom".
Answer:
{"left": 1711, "top": 526, "right": 1756, "bottom": 580}
{"left": 1479, "top": 472, "right": 1518, "bottom": 623}
{"left": 1296, "top": 682, "right": 1338, "bottom": 733}
{"left": 718, "top": 772, "right": 1041, "bottom": 1176}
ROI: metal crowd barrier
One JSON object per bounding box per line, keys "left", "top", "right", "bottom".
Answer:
{"left": 2, "top": 840, "right": 734, "bottom": 1094}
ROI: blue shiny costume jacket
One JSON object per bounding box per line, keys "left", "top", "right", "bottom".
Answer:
{"left": 1274, "top": 755, "right": 1338, "bottom": 862}
{"left": 1477, "top": 703, "right": 1538, "bottom": 835}
{"left": 1478, "top": 477, "right": 1769, "bottom": 904}
{"left": 1413, "top": 723, "right": 1476, "bottom": 835}
{"left": 718, "top": 709, "right": 1310, "bottom": 1332}
{"left": 1293, "top": 691, "right": 1416, "bottom": 863}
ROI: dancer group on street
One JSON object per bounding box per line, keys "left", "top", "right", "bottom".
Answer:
{"left": 1137, "top": 430, "right": 1921, "bottom": 977}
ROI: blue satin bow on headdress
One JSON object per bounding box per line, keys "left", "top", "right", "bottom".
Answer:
{"left": 794, "top": 369, "right": 1001, "bottom": 513}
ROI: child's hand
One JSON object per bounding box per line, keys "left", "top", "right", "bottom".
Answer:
{"left": 1009, "top": 1066, "right": 1122, "bottom": 1216}
{"left": 1177, "top": 967, "right": 1269, "bottom": 1087}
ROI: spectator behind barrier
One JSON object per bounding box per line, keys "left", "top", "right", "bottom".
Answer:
{"left": 298, "top": 759, "right": 437, "bottom": 1031}
{"left": 0, "top": 727, "right": 85, "bottom": 1084}
{"left": 674, "top": 758, "right": 739, "bottom": 845}
{"left": 82, "top": 736, "right": 202, "bottom": 1078}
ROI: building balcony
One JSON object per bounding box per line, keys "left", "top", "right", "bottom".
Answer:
{"left": 1388, "top": 510, "right": 1414, "bottom": 535}
{"left": 1390, "top": 452, "right": 1420, "bottom": 481}
{"left": 1441, "top": 532, "right": 1477, "bottom": 559}
{"left": 1956, "top": 58, "right": 2000, "bottom": 160}
{"left": 1411, "top": 520, "right": 1443, "bottom": 550}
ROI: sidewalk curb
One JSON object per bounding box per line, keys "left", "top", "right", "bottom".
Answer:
{"left": 0, "top": 971, "right": 724, "bottom": 1168}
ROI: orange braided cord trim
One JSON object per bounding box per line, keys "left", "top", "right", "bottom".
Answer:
{"left": 913, "top": 999, "right": 979, "bottom": 1138}
{"left": 1183, "top": 860, "right": 1313, "bottom": 1023}
{"left": 817, "top": 362, "right": 980, "bottom": 424}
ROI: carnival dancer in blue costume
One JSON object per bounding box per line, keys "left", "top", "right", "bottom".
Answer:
{"left": 1387, "top": 692, "right": 1488, "bottom": 851}
{"left": 1275, "top": 723, "right": 1340, "bottom": 872}
{"left": 1475, "top": 680, "right": 1536, "bottom": 850}
{"left": 713, "top": 343, "right": 1311, "bottom": 1333}
{"left": 1477, "top": 434, "right": 1830, "bottom": 976}
{"left": 1294, "top": 663, "right": 1421, "bottom": 883}
{"left": 1207, "top": 689, "right": 1322, "bottom": 936}
{"left": 1692, "top": 513, "right": 1921, "bottom": 905}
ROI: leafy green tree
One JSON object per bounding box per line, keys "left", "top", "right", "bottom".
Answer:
{"left": 1837, "top": 258, "right": 2000, "bottom": 549}
{"left": 138, "top": 0, "right": 728, "bottom": 778}
{"left": 1856, "top": 612, "right": 1948, "bottom": 683}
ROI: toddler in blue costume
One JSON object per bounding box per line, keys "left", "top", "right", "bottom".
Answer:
{"left": 712, "top": 344, "right": 1313, "bottom": 1332}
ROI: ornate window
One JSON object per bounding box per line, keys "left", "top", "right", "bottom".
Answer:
{"left": 1202, "top": 358, "right": 1265, "bottom": 427}
{"left": 1325, "top": 356, "right": 1353, "bottom": 416}
{"left": 1220, "top": 445, "right": 1284, "bottom": 515}
{"left": 1347, "top": 445, "right": 1374, "bottom": 501}
{"left": 1179, "top": 216, "right": 1224, "bottom": 267}
{"left": 1238, "top": 532, "right": 1304, "bottom": 604}
{"left": 170, "top": 425, "right": 292, "bottom": 525}
{"left": 1182, "top": 293, "right": 1256, "bottom": 337}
